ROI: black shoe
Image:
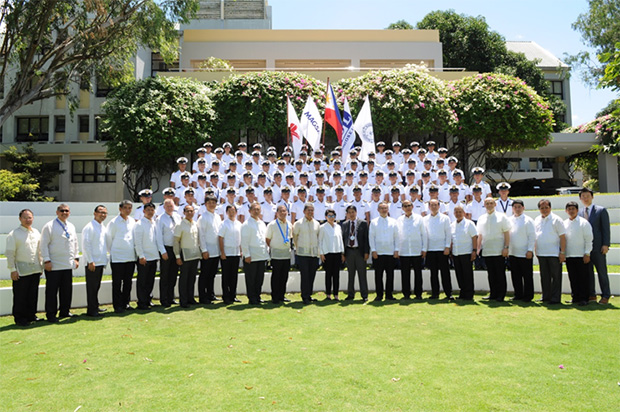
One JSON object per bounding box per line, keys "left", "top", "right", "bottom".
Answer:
{"left": 114, "top": 309, "right": 126, "bottom": 314}
{"left": 578, "top": 301, "right": 589, "bottom": 306}
{"left": 495, "top": 298, "right": 504, "bottom": 302}
{"left": 447, "top": 296, "right": 456, "bottom": 301}
{"left": 310, "top": 298, "right": 318, "bottom": 302}
{"left": 414, "top": 295, "right": 423, "bottom": 300}
{"left": 386, "top": 296, "right": 396, "bottom": 301}
{"left": 189, "top": 300, "right": 198, "bottom": 305}
{"left": 199, "top": 299, "right": 211, "bottom": 304}
{"left": 180, "top": 304, "right": 190, "bottom": 308}
{"left": 212, "top": 296, "right": 222, "bottom": 301}
{"left": 233, "top": 298, "right": 242, "bottom": 303}
{"left": 16, "top": 320, "right": 31, "bottom": 326}
{"left": 482, "top": 295, "right": 491, "bottom": 300}
{"left": 86, "top": 312, "right": 103, "bottom": 318}
{"left": 171, "top": 300, "right": 179, "bottom": 305}
{"left": 429, "top": 295, "right": 439, "bottom": 299}
{"left": 258, "top": 299, "right": 265, "bottom": 303}
{"left": 303, "top": 299, "right": 312, "bottom": 305}
{"left": 373, "top": 297, "right": 383, "bottom": 302}
{"left": 136, "top": 305, "right": 150, "bottom": 310}
{"left": 271, "top": 300, "right": 281, "bottom": 304}
{"left": 48, "top": 317, "right": 58, "bottom": 323}
{"left": 402, "top": 296, "right": 410, "bottom": 300}
{"left": 345, "top": 296, "right": 354, "bottom": 301}
{"left": 162, "top": 303, "right": 172, "bottom": 308}
{"left": 98, "top": 308, "right": 107, "bottom": 313}
{"left": 362, "top": 298, "right": 368, "bottom": 302}
{"left": 125, "top": 305, "right": 135, "bottom": 310}
{"left": 282, "top": 298, "right": 291, "bottom": 302}
{"left": 59, "top": 312, "right": 76, "bottom": 319}
{"left": 547, "top": 301, "right": 561, "bottom": 305}
{"left": 29, "top": 316, "right": 43, "bottom": 322}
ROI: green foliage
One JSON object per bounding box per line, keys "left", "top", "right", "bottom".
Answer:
{"left": 596, "top": 99, "right": 620, "bottom": 117}
{"left": 198, "top": 57, "right": 234, "bottom": 72}
{"left": 0, "top": 0, "right": 199, "bottom": 126}
{"left": 2, "top": 144, "right": 60, "bottom": 201}
{"left": 212, "top": 71, "right": 326, "bottom": 149}
{"left": 386, "top": 20, "right": 414, "bottom": 30}
{"left": 0, "top": 170, "right": 40, "bottom": 201}
{"left": 450, "top": 73, "right": 554, "bottom": 151}
{"left": 416, "top": 10, "right": 506, "bottom": 73}
{"left": 564, "top": 114, "right": 620, "bottom": 156}
{"left": 102, "top": 76, "right": 216, "bottom": 200}
{"left": 565, "top": 0, "right": 620, "bottom": 88}
{"left": 335, "top": 67, "right": 457, "bottom": 141}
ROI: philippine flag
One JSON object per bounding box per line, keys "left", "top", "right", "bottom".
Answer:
{"left": 324, "top": 81, "right": 343, "bottom": 144}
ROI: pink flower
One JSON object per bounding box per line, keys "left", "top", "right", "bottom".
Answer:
{"left": 420, "top": 102, "right": 425, "bottom": 108}
{"left": 168, "top": 120, "right": 172, "bottom": 124}
{"left": 558, "top": 365, "right": 565, "bottom": 369}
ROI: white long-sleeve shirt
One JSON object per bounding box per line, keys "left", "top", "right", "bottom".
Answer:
{"left": 197, "top": 210, "right": 222, "bottom": 257}
{"left": 397, "top": 214, "right": 427, "bottom": 257}
{"left": 534, "top": 213, "right": 566, "bottom": 257}
{"left": 218, "top": 218, "right": 242, "bottom": 257}
{"left": 369, "top": 215, "right": 399, "bottom": 255}
{"left": 133, "top": 217, "right": 160, "bottom": 261}
{"left": 106, "top": 215, "right": 136, "bottom": 263}
{"left": 451, "top": 218, "right": 478, "bottom": 256}
{"left": 319, "top": 223, "right": 345, "bottom": 255}
{"left": 564, "top": 216, "right": 593, "bottom": 258}
{"left": 6, "top": 225, "right": 42, "bottom": 276}
{"left": 82, "top": 220, "right": 108, "bottom": 266}
{"left": 156, "top": 212, "right": 181, "bottom": 254}
{"left": 476, "top": 211, "right": 511, "bottom": 256}
{"left": 423, "top": 212, "right": 452, "bottom": 252}
{"left": 509, "top": 214, "right": 536, "bottom": 258}
{"left": 40, "top": 218, "right": 79, "bottom": 271}
{"left": 240, "top": 217, "right": 270, "bottom": 261}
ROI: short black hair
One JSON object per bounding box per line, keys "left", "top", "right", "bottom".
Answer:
{"left": 565, "top": 201, "right": 579, "bottom": 210}
{"left": 511, "top": 199, "right": 524, "bottom": 207}
{"left": 345, "top": 205, "right": 357, "bottom": 212}
{"left": 579, "top": 187, "right": 594, "bottom": 197}
{"left": 19, "top": 208, "right": 33, "bottom": 218}
{"left": 94, "top": 205, "right": 106, "bottom": 213}
{"left": 144, "top": 202, "right": 156, "bottom": 211}
{"left": 537, "top": 199, "right": 551, "bottom": 209}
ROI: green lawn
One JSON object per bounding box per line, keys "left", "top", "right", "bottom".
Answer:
{"left": 1, "top": 293, "right": 617, "bottom": 411}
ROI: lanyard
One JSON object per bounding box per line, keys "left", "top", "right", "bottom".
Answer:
{"left": 499, "top": 199, "right": 509, "bottom": 213}
{"left": 276, "top": 219, "right": 289, "bottom": 243}
{"left": 55, "top": 218, "right": 70, "bottom": 239}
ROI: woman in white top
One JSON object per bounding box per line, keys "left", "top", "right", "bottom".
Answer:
{"left": 218, "top": 205, "right": 243, "bottom": 304}
{"left": 319, "top": 208, "right": 345, "bottom": 300}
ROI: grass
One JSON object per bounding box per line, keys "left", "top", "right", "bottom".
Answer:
{"left": 1, "top": 292, "right": 618, "bottom": 411}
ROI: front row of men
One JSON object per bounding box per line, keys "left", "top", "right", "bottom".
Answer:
{"left": 6, "top": 191, "right": 603, "bottom": 325}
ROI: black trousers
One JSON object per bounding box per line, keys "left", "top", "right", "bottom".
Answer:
{"left": 271, "top": 258, "right": 290, "bottom": 302}
{"left": 566, "top": 257, "right": 589, "bottom": 304}
{"left": 324, "top": 253, "right": 342, "bottom": 296}
{"left": 199, "top": 257, "right": 220, "bottom": 302}
{"left": 136, "top": 260, "right": 157, "bottom": 308}
{"left": 400, "top": 256, "right": 423, "bottom": 298}
{"left": 179, "top": 259, "right": 199, "bottom": 306}
{"left": 221, "top": 256, "right": 240, "bottom": 303}
{"left": 538, "top": 256, "right": 562, "bottom": 303}
{"left": 13, "top": 273, "right": 41, "bottom": 324}
{"left": 373, "top": 254, "right": 395, "bottom": 300}
{"left": 159, "top": 246, "right": 178, "bottom": 306}
{"left": 509, "top": 256, "right": 534, "bottom": 301}
{"left": 345, "top": 248, "right": 368, "bottom": 299}
{"left": 426, "top": 251, "right": 452, "bottom": 297}
{"left": 453, "top": 254, "right": 475, "bottom": 300}
{"left": 297, "top": 255, "right": 319, "bottom": 301}
{"left": 244, "top": 259, "right": 266, "bottom": 304}
{"left": 485, "top": 255, "right": 507, "bottom": 301}
{"left": 111, "top": 261, "right": 136, "bottom": 312}
{"left": 85, "top": 265, "right": 104, "bottom": 315}
{"left": 45, "top": 269, "right": 72, "bottom": 320}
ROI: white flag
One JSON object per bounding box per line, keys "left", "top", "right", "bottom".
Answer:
{"left": 287, "top": 96, "right": 303, "bottom": 159}
{"left": 353, "top": 95, "right": 375, "bottom": 162}
{"left": 299, "top": 95, "right": 322, "bottom": 153}
{"left": 340, "top": 98, "right": 356, "bottom": 163}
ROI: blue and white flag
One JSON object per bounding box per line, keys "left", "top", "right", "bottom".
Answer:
{"left": 340, "top": 97, "right": 355, "bottom": 162}
{"left": 300, "top": 95, "right": 322, "bottom": 153}
{"left": 353, "top": 95, "right": 375, "bottom": 162}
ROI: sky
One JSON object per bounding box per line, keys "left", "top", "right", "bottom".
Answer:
{"left": 267, "top": 0, "right": 617, "bottom": 126}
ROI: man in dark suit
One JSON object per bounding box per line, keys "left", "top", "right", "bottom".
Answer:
{"left": 578, "top": 187, "right": 611, "bottom": 305}
{"left": 342, "top": 205, "right": 370, "bottom": 302}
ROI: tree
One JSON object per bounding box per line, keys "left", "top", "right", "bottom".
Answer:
{"left": 2, "top": 143, "right": 60, "bottom": 201}
{"left": 416, "top": 10, "right": 506, "bottom": 73}
{"left": 335, "top": 67, "right": 457, "bottom": 141}
{"left": 386, "top": 20, "right": 413, "bottom": 30}
{"left": 449, "top": 73, "right": 555, "bottom": 177}
{"left": 102, "top": 76, "right": 216, "bottom": 200}
{"left": 565, "top": 0, "right": 620, "bottom": 88}
{"left": 0, "top": 0, "right": 199, "bottom": 128}
{"left": 198, "top": 57, "right": 234, "bottom": 72}
{"left": 212, "top": 71, "right": 326, "bottom": 151}
{"left": 0, "top": 170, "right": 40, "bottom": 201}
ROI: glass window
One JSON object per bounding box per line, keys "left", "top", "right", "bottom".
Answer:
{"left": 16, "top": 116, "right": 49, "bottom": 142}
{"left": 72, "top": 159, "right": 117, "bottom": 183}
{"left": 79, "top": 115, "right": 89, "bottom": 133}
{"left": 55, "top": 116, "right": 65, "bottom": 133}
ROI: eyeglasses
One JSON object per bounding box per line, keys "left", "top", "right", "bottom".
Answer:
{"left": 326, "top": 214, "right": 336, "bottom": 218}
{"left": 59, "top": 209, "right": 69, "bottom": 213}
{"left": 403, "top": 205, "right": 413, "bottom": 208}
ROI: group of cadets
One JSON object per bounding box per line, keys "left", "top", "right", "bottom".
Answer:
{"left": 5, "top": 140, "right": 612, "bottom": 326}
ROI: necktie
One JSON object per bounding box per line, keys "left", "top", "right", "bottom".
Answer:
{"left": 584, "top": 207, "right": 589, "bottom": 220}
{"left": 349, "top": 221, "right": 355, "bottom": 247}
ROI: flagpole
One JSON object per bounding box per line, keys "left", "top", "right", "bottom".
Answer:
{"left": 321, "top": 78, "right": 329, "bottom": 150}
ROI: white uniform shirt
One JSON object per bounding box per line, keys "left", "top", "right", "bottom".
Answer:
{"left": 82, "top": 220, "right": 108, "bottom": 266}
{"left": 534, "top": 213, "right": 566, "bottom": 257}
{"left": 451, "top": 218, "right": 478, "bottom": 256}
{"left": 40, "top": 218, "right": 79, "bottom": 271}
{"left": 218, "top": 218, "right": 242, "bottom": 257}
{"left": 465, "top": 198, "right": 486, "bottom": 222}
{"left": 266, "top": 219, "right": 293, "bottom": 260}
{"left": 293, "top": 218, "right": 320, "bottom": 257}
{"left": 476, "top": 211, "right": 511, "bottom": 256}
{"left": 156, "top": 212, "right": 181, "bottom": 254}
{"left": 564, "top": 216, "right": 593, "bottom": 258}
{"left": 173, "top": 218, "right": 201, "bottom": 261}
{"left": 369, "top": 216, "right": 399, "bottom": 255}
{"left": 197, "top": 210, "right": 222, "bottom": 257}
{"left": 509, "top": 214, "right": 536, "bottom": 258}
{"left": 6, "top": 225, "right": 43, "bottom": 276}
{"left": 389, "top": 200, "right": 403, "bottom": 219}
{"left": 133, "top": 217, "right": 160, "bottom": 261}
{"left": 241, "top": 217, "right": 270, "bottom": 261}
{"left": 423, "top": 212, "right": 452, "bottom": 252}
{"left": 106, "top": 215, "right": 137, "bottom": 263}
{"left": 397, "top": 214, "right": 427, "bottom": 257}
{"left": 496, "top": 198, "right": 513, "bottom": 217}
{"left": 318, "top": 222, "right": 345, "bottom": 255}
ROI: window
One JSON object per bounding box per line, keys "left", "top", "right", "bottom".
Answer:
{"left": 548, "top": 80, "right": 564, "bottom": 100}
{"left": 95, "top": 116, "right": 110, "bottom": 141}
{"left": 72, "top": 160, "right": 117, "bottom": 183}
{"left": 16, "top": 116, "right": 49, "bottom": 142}
{"left": 151, "top": 52, "right": 179, "bottom": 76}
{"left": 79, "top": 115, "right": 89, "bottom": 133}
{"left": 95, "top": 74, "right": 114, "bottom": 97}
{"left": 486, "top": 157, "right": 520, "bottom": 172}
{"left": 55, "top": 116, "right": 66, "bottom": 133}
